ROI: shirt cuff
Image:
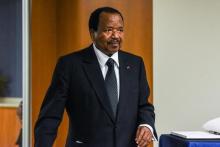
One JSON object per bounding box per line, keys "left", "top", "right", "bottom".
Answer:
{"left": 139, "top": 124, "right": 157, "bottom": 141}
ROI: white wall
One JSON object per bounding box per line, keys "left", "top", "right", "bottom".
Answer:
{"left": 153, "top": 0, "right": 220, "bottom": 144}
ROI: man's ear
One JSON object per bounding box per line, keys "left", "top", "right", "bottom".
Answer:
{"left": 89, "top": 29, "right": 97, "bottom": 41}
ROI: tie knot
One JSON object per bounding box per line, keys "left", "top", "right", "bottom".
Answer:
{"left": 106, "top": 58, "right": 115, "bottom": 68}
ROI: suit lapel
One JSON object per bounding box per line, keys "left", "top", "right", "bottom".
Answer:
{"left": 82, "top": 46, "right": 115, "bottom": 123}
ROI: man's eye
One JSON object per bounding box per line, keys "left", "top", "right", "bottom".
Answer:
{"left": 104, "top": 29, "right": 112, "bottom": 32}
{"left": 119, "top": 29, "right": 124, "bottom": 32}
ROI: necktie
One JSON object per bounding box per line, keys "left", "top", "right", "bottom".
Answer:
{"left": 105, "top": 58, "right": 118, "bottom": 117}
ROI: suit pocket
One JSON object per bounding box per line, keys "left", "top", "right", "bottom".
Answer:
{"left": 71, "top": 140, "right": 89, "bottom": 147}
{"left": 72, "top": 142, "right": 86, "bottom": 147}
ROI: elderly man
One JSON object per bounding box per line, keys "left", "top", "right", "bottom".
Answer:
{"left": 35, "top": 7, "right": 157, "bottom": 147}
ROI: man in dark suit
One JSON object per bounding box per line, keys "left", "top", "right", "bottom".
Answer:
{"left": 34, "top": 7, "right": 157, "bottom": 147}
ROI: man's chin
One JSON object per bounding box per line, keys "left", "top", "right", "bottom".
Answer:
{"left": 109, "top": 47, "right": 120, "bottom": 53}
{"left": 110, "top": 44, "right": 120, "bottom": 50}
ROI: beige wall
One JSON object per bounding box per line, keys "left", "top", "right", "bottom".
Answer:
{"left": 154, "top": 0, "right": 220, "bottom": 146}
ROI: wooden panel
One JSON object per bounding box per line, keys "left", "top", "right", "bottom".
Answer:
{"left": 32, "top": 0, "right": 153, "bottom": 146}
{"left": 56, "top": 0, "right": 81, "bottom": 55}
{"left": 0, "top": 108, "right": 21, "bottom": 147}
{"left": 31, "top": 0, "right": 57, "bottom": 146}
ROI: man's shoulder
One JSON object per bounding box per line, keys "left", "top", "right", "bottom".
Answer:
{"left": 58, "top": 45, "right": 92, "bottom": 61}
{"left": 119, "top": 50, "right": 143, "bottom": 61}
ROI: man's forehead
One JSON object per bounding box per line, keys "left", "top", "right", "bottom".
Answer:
{"left": 99, "top": 12, "right": 123, "bottom": 21}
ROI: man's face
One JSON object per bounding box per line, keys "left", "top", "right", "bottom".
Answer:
{"left": 91, "top": 12, "right": 124, "bottom": 55}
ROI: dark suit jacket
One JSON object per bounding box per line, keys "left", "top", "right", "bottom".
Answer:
{"left": 34, "top": 45, "right": 157, "bottom": 147}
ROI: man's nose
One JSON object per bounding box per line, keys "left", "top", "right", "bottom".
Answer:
{"left": 111, "top": 31, "right": 120, "bottom": 39}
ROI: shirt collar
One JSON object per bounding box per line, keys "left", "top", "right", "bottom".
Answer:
{"left": 93, "top": 43, "right": 119, "bottom": 68}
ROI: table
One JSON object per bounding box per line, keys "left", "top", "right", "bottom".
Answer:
{"left": 159, "top": 134, "right": 220, "bottom": 147}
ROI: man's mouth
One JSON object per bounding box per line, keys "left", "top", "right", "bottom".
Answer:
{"left": 109, "top": 40, "right": 120, "bottom": 46}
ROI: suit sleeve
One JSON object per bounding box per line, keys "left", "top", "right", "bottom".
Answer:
{"left": 34, "top": 57, "right": 70, "bottom": 147}
{"left": 138, "top": 58, "right": 158, "bottom": 139}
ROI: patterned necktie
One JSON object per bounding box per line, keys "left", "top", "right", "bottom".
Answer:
{"left": 105, "top": 58, "right": 118, "bottom": 117}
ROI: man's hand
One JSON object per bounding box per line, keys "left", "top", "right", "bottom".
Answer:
{"left": 135, "top": 126, "right": 153, "bottom": 147}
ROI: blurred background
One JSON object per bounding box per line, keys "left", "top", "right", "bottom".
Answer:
{"left": 1, "top": 0, "right": 220, "bottom": 147}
